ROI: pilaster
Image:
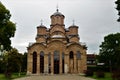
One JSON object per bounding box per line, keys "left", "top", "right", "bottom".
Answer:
{"left": 44, "top": 54, "right": 48, "bottom": 74}
{"left": 51, "top": 53, "right": 54, "bottom": 74}
{"left": 64, "top": 54, "right": 69, "bottom": 74}
{"left": 59, "top": 51, "right": 62, "bottom": 74}
{"left": 27, "top": 53, "right": 33, "bottom": 75}
{"left": 37, "top": 54, "right": 40, "bottom": 74}
{"left": 74, "top": 54, "right": 77, "bottom": 73}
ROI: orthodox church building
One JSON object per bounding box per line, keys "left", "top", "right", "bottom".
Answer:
{"left": 27, "top": 9, "right": 87, "bottom": 74}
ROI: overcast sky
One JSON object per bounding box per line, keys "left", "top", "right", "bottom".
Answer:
{"left": 1, "top": 0, "right": 120, "bottom": 54}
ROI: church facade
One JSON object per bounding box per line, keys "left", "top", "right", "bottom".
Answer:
{"left": 27, "top": 9, "right": 87, "bottom": 75}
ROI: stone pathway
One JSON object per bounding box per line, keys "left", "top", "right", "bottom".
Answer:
{"left": 14, "top": 74, "right": 96, "bottom": 80}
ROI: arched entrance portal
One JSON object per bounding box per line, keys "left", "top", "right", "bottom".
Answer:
{"left": 32, "top": 52, "right": 37, "bottom": 73}
{"left": 40, "top": 51, "right": 44, "bottom": 73}
{"left": 54, "top": 51, "right": 60, "bottom": 74}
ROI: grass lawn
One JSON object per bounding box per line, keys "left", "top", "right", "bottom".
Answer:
{"left": 0, "top": 72, "right": 26, "bottom": 80}
{"left": 91, "top": 72, "right": 112, "bottom": 80}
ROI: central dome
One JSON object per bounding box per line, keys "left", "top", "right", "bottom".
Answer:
{"left": 52, "top": 9, "right": 64, "bottom": 17}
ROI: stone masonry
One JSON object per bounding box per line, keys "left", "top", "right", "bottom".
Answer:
{"left": 27, "top": 9, "right": 87, "bottom": 75}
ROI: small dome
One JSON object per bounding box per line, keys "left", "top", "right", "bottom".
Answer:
{"left": 37, "top": 20, "right": 46, "bottom": 28}
{"left": 69, "top": 20, "right": 78, "bottom": 28}
{"left": 39, "top": 24, "right": 46, "bottom": 27}
{"left": 53, "top": 11, "right": 63, "bottom": 16}
{"left": 37, "top": 24, "right": 47, "bottom": 28}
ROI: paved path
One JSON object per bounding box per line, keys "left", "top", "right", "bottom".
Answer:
{"left": 14, "top": 74, "right": 96, "bottom": 80}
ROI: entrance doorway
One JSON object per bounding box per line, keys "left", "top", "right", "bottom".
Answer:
{"left": 54, "top": 51, "right": 59, "bottom": 74}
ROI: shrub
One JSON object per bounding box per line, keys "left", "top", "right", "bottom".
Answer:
{"left": 87, "top": 66, "right": 97, "bottom": 72}
{"left": 84, "top": 70, "right": 94, "bottom": 77}
{"left": 112, "top": 70, "right": 120, "bottom": 80}
{"left": 87, "top": 66, "right": 110, "bottom": 72}
{"left": 4, "top": 71, "right": 12, "bottom": 79}
{"left": 96, "top": 71, "right": 105, "bottom": 78}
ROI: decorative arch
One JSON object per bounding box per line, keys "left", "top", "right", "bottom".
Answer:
{"left": 32, "top": 51, "right": 37, "bottom": 73}
{"left": 47, "top": 40, "right": 65, "bottom": 50}
{"left": 28, "top": 43, "right": 46, "bottom": 50}
{"left": 51, "top": 31, "right": 65, "bottom": 36}
{"left": 40, "top": 51, "right": 44, "bottom": 73}
{"left": 50, "top": 25, "right": 65, "bottom": 34}
{"left": 67, "top": 43, "right": 82, "bottom": 48}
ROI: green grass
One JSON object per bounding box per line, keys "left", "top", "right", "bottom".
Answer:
{"left": 0, "top": 74, "right": 7, "bottom": 80}
{"left": 0, "top": 72, "right": 26, "bottom": 80}
{"left": 91, "top": 72, "right": 112, "bottom": 80}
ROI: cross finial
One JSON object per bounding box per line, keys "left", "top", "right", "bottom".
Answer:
{"left": 56, "top": 4, "right": 59, "bottom": 12}
{"left": 73, "top": 19, "right": 75, "bottom": 25}
{"left": 40, "top": 19, "right": 43, "bottom": 25}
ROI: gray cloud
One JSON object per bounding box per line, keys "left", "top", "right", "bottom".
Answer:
{"left": 1, "top": 0, "right": 119, "bottom": 53}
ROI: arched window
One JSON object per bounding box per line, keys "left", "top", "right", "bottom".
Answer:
{"left": 40, "top": 51, "right": 44, "bottom": 57}
{"left": 40, "top": 51, "right": 44, "bottom": 73}
{"left": 32, "top": 52, "right": 37, "bottom": 73}
{"left": 62, "top": 52, "right": 64, "bottom": 60}
{"left": 54, "top": 50, "right": 60, "bottom": 74}
{"left": 54, "top": 50, "right": 59, "bottom": 60}
{"left": 76, "top": 51, "right": 81, "bottom": 59}
{"left": 48, "top": 53, "right": 51, "bottom": 73}
{"left": 69, "top": 51, "right": 74, "bottom": 59}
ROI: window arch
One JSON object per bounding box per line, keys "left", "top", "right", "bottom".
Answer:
{"left": 76, "top": 51, "right": 81, "bottom": 59}
{"left": 69, "top": 51, "right": 74, "bottom": 59}
{"left": 40, "top": 51, "right": 44, "bottom": 57}
{"left": 52, "top": 31, "right": 65, "bottom": 37}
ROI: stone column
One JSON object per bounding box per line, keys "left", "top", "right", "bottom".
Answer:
{"left": 77, "top": 59, "right": 81, "bottom": 73}
{"left": 64, "top": 54, "right": 69, "bottom": 74}
{"left": 27, "top": 53, "right": 33, "bottom": 75}
{"left": 59, "top": 52, "right": 62, "bottom": 74}
{"left": 70, "top": 59, "right": 74, "bottom": 73}
{"left": 37, "top": 54, "right": 40, "bottom": 74}
{"left": 74, "top": 54, "right": 77, "bottom": 73}
{"left": 44, "top": 54, "right": 48, "bottom": 74}
{"left": 51, "top": 53, "right": 54, "bottom": 74}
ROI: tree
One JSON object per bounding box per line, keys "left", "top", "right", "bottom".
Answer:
{"left": 115, "top": 0, "right": 120, "bottom": 22}
{"left": 21, "top": 52, "right": 27, "bottom": 72}
{"left": 99, "top": 33, "right": 120, "bottom": 70}
{"left": 3, "top": 48, "right": 23, "bottom": 78}
{"left": 0, "top": 2, "right": 16, "bottom": 50}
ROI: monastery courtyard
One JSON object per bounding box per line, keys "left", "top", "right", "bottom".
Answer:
{"left": 14, "top": 74, "right": 95, "bottom": 80}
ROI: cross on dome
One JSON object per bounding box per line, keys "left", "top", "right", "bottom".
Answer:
{"left": 56, "top": 4, "right": 59, "bottom": 12}
{"left": 73, "top": 19, "right": 75, "bottom": 25}
{"left": 40, "top": 19, "right": 43, "bottom": 25}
